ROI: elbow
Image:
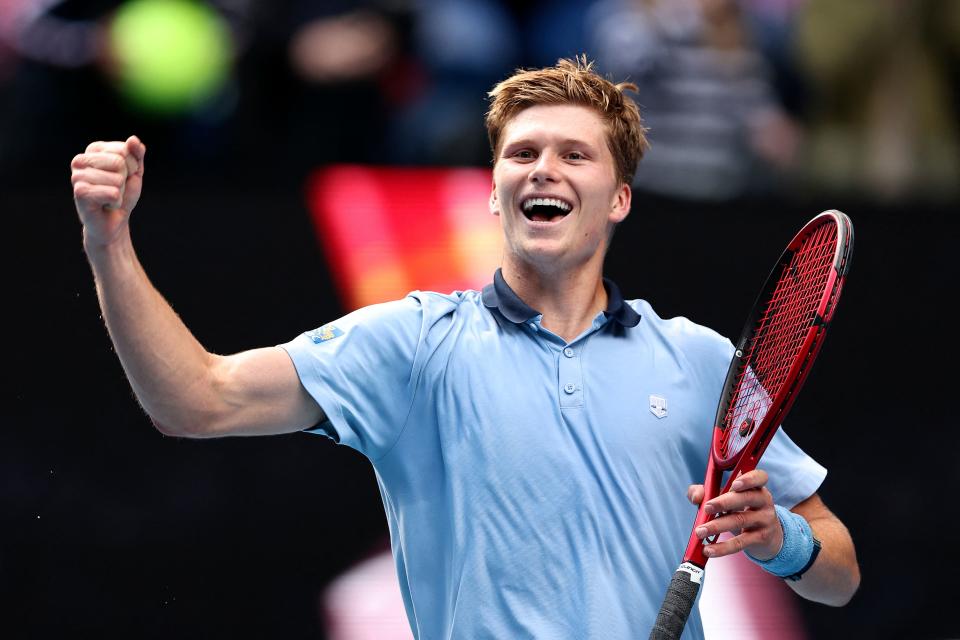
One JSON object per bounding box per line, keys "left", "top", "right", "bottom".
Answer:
{"left": 835, "top": 564, "right": 861, "bottom": 607}
{"left": 149, "top": 415, "right": 221, "bottom": 439}
{"left": 821, "top": 562, "right": 861, "bottom": 607}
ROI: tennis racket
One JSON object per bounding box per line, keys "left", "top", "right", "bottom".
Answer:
{"left": 649, "top": 210, "right": 854, "bottom": 639}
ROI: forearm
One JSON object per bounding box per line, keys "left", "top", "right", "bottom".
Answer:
{"left": 691, "top": 477, "right": 860, "bottom": 607}
{"left": 85, "top": 227, "right": 225, "bottom": 435}
{"left": 785, "top": 508, "right": 860, "bottom": 606}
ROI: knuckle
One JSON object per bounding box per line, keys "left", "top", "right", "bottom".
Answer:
{"left": 761, "top": 527, "right": 775, "bottom": 546}
{"left": 734, "top": 511, "right": 748, "bottom": 531}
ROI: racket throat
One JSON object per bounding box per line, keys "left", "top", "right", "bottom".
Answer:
{"left": 683, "top": 459, "right": 724, "bottom": 566}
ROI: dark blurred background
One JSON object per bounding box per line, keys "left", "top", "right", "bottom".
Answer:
{"left": 2, "top": 0, "right": 958, "bottom": 638}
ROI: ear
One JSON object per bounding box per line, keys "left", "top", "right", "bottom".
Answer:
{"left": 609, "top": 182, "right": 631, "bottom": 224}
{"left": 489, "top": 182, "right": 500, "bottom": 217}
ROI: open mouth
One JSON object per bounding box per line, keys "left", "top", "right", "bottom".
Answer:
{"left": 521, "top": 197, "right": 572, "bottom": 223}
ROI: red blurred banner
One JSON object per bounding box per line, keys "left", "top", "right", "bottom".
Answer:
{"left": 307, "top": 165, "right": 500, "bottom": 309}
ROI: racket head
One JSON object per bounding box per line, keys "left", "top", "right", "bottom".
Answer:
{"left": 711, "top": 210, "right": 854, "bottom": 469}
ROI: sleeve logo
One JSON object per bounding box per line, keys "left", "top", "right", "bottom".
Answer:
{"left": 306, "top": 324, "right": 344, "bottom": 343}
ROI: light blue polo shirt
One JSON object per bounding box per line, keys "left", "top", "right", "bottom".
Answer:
{"left": 281, "top": 270, "right": 826, "bottom": 640}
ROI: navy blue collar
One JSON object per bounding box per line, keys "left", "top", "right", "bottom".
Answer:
{"left": 482, "top": 268, "right": 641, "bottom": 327}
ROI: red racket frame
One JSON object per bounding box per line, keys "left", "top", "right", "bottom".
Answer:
{"left": 683, "top": 210, "right": 853, "bottom": 567}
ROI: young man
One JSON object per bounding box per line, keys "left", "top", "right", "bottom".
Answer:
{"left": 71, "top": 57, "right": 859, "bottom": 639}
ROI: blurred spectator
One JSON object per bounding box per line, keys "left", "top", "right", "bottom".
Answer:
{"left": 0, "top": 0, "right": 108, "bottom": 71}
{"left": 584, "top": 0, "right": 803, "bottom": 201}
{"left": 0, "top": 0, "right": 249, "bottom": 187}
{"left": 288, "top": 7, "right": 397, "bottom": 84}
{"left": 383, "top": 0, "right": 521, "bottom": 166}
{"left": 739, "top": 0, "right": 809, "bottom": 117}
{"left": 279, "top": 1, "right": 408, "bottom": 176}
{"left": 794, "top": 0, "right": 960, "bottom": 203}
{"left": 513, "top": 0, "right": 591, "bottom": 72}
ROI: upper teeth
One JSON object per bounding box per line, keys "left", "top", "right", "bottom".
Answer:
{"left": 522, "top": 198, "right": 571, "bottom": 212}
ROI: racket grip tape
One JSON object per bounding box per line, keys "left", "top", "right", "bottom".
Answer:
{"left": 649, "top": 562, "right": 704, "bottom": 640}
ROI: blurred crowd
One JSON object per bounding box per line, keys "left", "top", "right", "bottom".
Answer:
{"left": 1, "top": 0, "right": 959, "bottom": 203}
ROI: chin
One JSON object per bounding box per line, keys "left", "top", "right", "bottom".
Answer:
{"left": 513, "top": 242, "right": 596, "bottom": 273}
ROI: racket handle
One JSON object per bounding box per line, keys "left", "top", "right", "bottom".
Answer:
{"left": 649, "top": 562, "right": 704, "bottom": 640}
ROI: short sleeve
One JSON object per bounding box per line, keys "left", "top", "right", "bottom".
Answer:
{"left": 761, "top": 427, "right": 827, "bottom": 509}
{"left": 280, "top": 295, "right": 428, "bottom": 460}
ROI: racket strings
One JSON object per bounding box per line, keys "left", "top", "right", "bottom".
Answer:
{"left": 719, "top": 222, "right": 838, "bottom": 459}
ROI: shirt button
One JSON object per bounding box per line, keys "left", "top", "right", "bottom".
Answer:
{"left": 563, "top": 383, "right": 576, "bottom": 394}
{"left": 563, "top": 347, "right": 575, "bottom": 358}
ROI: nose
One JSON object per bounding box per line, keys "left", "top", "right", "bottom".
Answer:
{"left": 529, "top": 152, "right": 559, "bottom": 184}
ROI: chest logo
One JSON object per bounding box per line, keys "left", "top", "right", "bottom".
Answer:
{"left": 649, "top": 394, "right": 668, "bottom": 419}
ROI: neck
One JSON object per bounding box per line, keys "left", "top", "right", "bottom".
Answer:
{"left": 501, "top": 260, "right": 608, "bottom": 342}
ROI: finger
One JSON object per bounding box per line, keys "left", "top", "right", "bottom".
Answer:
{"left": 704, "top": 486, "right": 772, "bottom": 515}
{"left": 74, "top": 182, "right": 122, "bottom": 209}
{"left": 729, "top": 469, "right": 769, "bottom": 492}
{"left": 71, "top": 167, "right": 126, "bottom": 189}
{"left": 687, "top": 485, "right": 704, "bottom": 505}
{"left": 702, "top": 530, "right": 766, "bottom": 559}
{"left": 72, "top": 152, "right": 128, "bottom": 174}
{"left": 85, "top": 140, "right": 129, "bottom": 155}
{"left": 695, "top": 509, "right": 767, "bottom": 539}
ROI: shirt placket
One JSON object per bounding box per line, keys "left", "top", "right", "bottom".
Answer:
{"left": 558, "top": 343, "right": 583, "bottom": 408}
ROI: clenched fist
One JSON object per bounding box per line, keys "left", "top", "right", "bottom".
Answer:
{"left": 71, "top": 135, "right": 146, "bottom": 248}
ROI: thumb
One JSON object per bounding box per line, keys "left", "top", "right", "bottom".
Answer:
{"left": 125, "top": 135, "right": 145, "bottom": 176}
{"left": 119, "top": 136, "right": 145, "bottom": 211}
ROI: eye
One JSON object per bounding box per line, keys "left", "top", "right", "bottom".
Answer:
{"left": 565, "top": 151, "right": 585, "bottom": 161}
{"left": 513, "top": 149, "right": 535, "bottom": 160}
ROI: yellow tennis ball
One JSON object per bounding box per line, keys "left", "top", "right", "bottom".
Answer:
{"left": 109, "top": 0, "right": 232, "bottom": 115}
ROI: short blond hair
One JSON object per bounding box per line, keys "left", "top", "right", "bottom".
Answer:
{"left": 485, "top": 55, "right": 649, "bottom": 185}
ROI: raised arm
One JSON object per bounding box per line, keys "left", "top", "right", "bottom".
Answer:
{"left": 72, "top": 136, "right": 324, "bottom": 438}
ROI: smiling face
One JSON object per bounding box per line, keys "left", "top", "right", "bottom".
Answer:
{"left": 490, "top": 103, "right": 631, "bottom": 276}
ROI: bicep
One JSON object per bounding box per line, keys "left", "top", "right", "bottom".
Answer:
{"left": 204, "top": 346, "right": 325, "bottom": 437}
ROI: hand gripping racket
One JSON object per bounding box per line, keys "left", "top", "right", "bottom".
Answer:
{"left": 649, "top": 210, "right": 854, "bottom": 639}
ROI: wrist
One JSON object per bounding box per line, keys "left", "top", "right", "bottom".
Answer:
{"left": 746, "top": 505, "right": 821, "bottom": 581}
{"left": 83, "top": 225, "right": 133, "bottom": 261}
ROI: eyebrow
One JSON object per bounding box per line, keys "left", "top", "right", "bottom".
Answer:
{"left": 502, "top": 138, "right": 598, "bottom": 151}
